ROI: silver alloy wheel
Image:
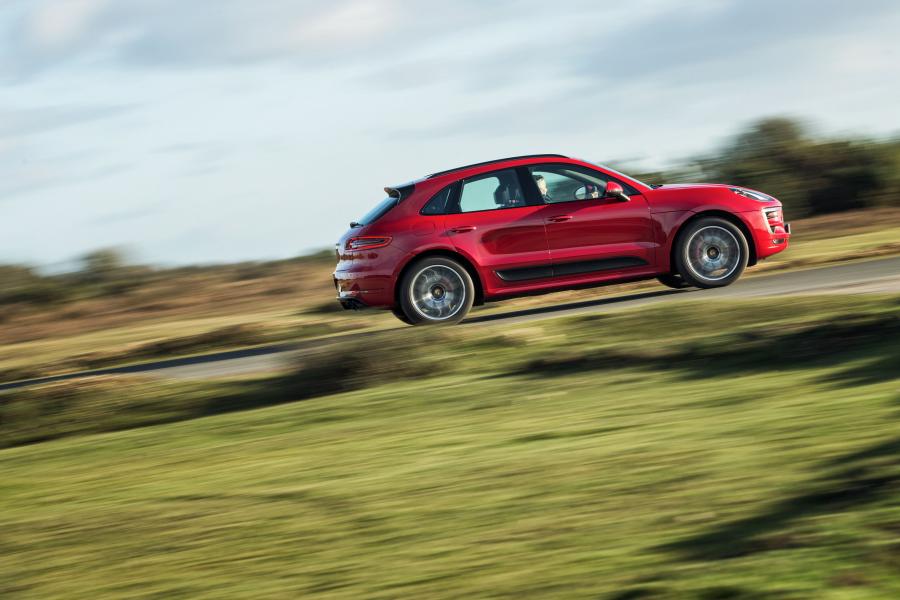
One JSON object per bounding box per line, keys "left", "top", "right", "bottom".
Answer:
{"left": 684, "top": 225, "right": 741, "bottom": 281}
{"left": 409, "top": 264, "right": 466, "bottom": 321}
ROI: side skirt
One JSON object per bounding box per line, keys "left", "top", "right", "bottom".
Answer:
{"left": 496, "top": 256, "right": 648, "bottom": 282}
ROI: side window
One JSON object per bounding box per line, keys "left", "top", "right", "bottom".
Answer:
{"left": 420, "top": 184, "right": 454, "bottom": 215}
{"left": 458, "top": 169, "right": 525, "bottom": 213}
{"left": 529, "top": 165, "right": 610, "bottom": 204}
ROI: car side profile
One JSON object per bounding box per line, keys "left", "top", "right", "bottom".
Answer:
{"left": 333, "top": 154, "right": 791, "bottom": 325}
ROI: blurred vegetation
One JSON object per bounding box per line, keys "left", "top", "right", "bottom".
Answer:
{"left": 1, "top": 295, "right": 898, "bottom": 597}
{"left": 3, "top": 295, "right": 897, "bottom": 449}
{"left": 0, "top": 247, "right": 335, "bottom": 310}
{"left": 620, "top": 116, "right": 900, "bottom": 217}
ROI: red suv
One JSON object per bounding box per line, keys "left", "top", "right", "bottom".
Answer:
{"left": 334, "top": 154, "right": 790, "bottom": 325}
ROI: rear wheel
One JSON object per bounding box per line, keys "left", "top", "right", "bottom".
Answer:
{"left": 656, "top": 273, "right": 692, "bottom": 289}
{"left": 398, "top": 257, "right": 474, "bottom": 325}
{"left": 391, "top": 306, "right": 413, "bottom": 325}
{"left": 674, "top": 217, "right": 749, "bottom": 288}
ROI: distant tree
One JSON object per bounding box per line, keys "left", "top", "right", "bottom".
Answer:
{"left": 0, "top": 265, "right": 67, "bottom": 306}
{"left": 697, "top": 117, "right": 896, "bottom": 217}
{"left": 79, "top": 249, "right": 128, "bottom": 284}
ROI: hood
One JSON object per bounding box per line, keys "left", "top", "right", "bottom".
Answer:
{"left": 654, "top": 183, "right": 734, "bottom": 190}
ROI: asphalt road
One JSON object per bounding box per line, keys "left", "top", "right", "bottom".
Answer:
{"left": 2, "top": 256, "right": 898, "bottom": 391}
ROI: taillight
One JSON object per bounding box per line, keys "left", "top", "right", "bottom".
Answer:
{"left": 346, "top": 236, "right": 392, "bottom": 251}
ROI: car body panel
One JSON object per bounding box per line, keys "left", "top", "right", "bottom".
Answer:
{"left": 536, "top": 192, "right": 656, "bottom": 270}
{"left": 333, "top": 155, "right": 791, "bottom": 310}
{"left": 443, "top": 205, "right": 552, "bottom": 295}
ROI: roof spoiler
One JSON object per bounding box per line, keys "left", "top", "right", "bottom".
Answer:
{"left": 384, "top": 182, "right": 416, "bottom": 200}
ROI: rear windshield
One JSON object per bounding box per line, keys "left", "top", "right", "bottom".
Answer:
{"left": 356, "top": 197, "right": 398, "bottom": 226}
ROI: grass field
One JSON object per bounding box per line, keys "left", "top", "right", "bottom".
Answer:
{"left": 2, "top": 295, "right": 898, "bottom": 598}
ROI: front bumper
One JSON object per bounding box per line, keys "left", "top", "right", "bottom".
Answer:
{"left": 757, "top": 223, "right": 791, "bottom": 259}
{"left": 743, "top": 208, "right": 792, "bottom": 260}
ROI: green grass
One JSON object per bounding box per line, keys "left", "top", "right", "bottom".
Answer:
{"left": 1, "top": 296, "right": 899, "bottom": 598}
{"left": 762, "top": 226, "right": 900, "bottom": 270}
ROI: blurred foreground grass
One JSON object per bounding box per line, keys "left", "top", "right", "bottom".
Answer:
{"left": 2, "top": 295, "right": 899, "bottom": 598}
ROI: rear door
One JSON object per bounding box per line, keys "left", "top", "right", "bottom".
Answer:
{"left": 441, "top": 168, "right": 551, "bottom": 292}
{"left": 527, "top": 164, "right": 656, "bottom": 277}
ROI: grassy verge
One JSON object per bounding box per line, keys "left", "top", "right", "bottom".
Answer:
{"left": 2, "top": 295, "right": 899, "bottom": 598}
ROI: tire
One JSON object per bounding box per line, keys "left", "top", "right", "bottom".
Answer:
{"left": 674, "top": 217, "right": 749, "bottom": 288}
{"left": 391, "top": 306, "right": 413, "bottom": 325}
{"left": 398, "top": 257, "right": 475, "bottom": 325}
{"left": 656, "top": 273, "right": 692, "bottom": 289}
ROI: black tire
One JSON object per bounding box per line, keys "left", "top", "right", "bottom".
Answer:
{"left": 674, "top": 217, "right": 749, "bottom": 288}
{"left": 398, "top": 257, "right": 475, "bottom": 325}
{"left": 656, "top": 273, "right": 692, "bottom": 289}
{"left": 391, "top": 306, "right": 413, "bottom": 325}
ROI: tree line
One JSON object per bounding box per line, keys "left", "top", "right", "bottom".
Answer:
{"left": 626, "top": 117, "right": 899, "bottom": 217}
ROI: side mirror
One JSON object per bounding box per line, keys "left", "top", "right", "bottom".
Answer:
{"left": 573, "top": 184, "right": 602, "bottom": 201}
{"left": 605, "top": 181, "right": 630, "bottom": 202}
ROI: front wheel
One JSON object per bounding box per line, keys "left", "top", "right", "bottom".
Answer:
{"left": 673, "top": 217, "right": 749, "bottom": 288}
{"left": 656, "top": 273, "right": 692, "bottom": 289}
{"left": 398, "top": 257, "right": 475, "bottom": 325}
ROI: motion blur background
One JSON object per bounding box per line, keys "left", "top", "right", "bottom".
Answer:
{"left": 2, "top": 1, "right": 899, "bottom": 598}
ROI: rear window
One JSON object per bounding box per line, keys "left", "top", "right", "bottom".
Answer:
{"left": 356, "top": 197, "right": 398, "bottom": 226}
{"left": 420, "top": 184, "right": 455, "bottom": 215}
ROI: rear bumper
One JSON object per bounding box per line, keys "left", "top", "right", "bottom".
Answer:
{"left": 337, "top": 293, "right": 367, "bottom": 311}
{"left": 333, "top": 271, "right": 395, "bottom": 309}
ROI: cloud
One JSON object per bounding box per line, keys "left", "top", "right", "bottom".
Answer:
{"left": 27, "top": 0, "right": 111, "bottom": 50}
{"left": 0, "top": 104, "right": 131, "bottom": 139}
{"left": 1, "top": 0, "right": 594, "bottom": 78}
{"left": 384, "top": 0, "right": 900, "bottom": 143}
{"left": 0, "top": 103, "right": 134, "bottom": 200}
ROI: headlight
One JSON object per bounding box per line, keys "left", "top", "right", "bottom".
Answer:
{"left": 730, "top": 187, "right": 774, "bottom": 202}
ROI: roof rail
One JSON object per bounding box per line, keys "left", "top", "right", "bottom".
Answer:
{"left": 426, "top": 154, "right": 569, "bottom": 179}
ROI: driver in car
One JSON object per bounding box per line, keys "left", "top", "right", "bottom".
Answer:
{"left": 534, "top": 175, "right": 552, "bottom": 202}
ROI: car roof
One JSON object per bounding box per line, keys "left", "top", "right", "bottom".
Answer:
{"left": 425, "top": 154, "right": 569, "bottom": 179}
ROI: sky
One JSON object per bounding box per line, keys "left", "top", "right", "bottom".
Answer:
{"left": 1, "top": 0, "right": 898, "bottom": 268}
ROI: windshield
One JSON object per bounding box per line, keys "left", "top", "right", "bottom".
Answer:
{"left": 354, "top": 197, "right": 398, "bottom": 227}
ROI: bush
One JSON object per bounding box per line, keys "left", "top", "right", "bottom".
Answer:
{"left": 283, "top": 328, "right": 455, "bottom": 398}
{"left": 629, "top": 117, "right": 900, "bottom": 218}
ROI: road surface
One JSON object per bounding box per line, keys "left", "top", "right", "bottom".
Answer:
{"left": 2, "top": 257, "right": 898, "bottom": 391}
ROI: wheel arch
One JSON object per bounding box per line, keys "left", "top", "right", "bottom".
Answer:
{"left": 394, "top": 248, "right": 485, "bottom": 307}
{"left": 669, "top": 210, "right": 758, "bottom": 270}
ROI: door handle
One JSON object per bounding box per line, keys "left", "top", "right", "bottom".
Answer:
{"left": 448, "top": 226, "right": 476, "bottom": 233}
{"left": 547, "top": 215, "right": 573, "bottom": 223}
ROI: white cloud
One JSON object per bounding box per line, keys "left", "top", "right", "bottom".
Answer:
{"left": 295, "top": 0, "right": 398, "bottom": 44}
{"left": 26, "top": 0, "right": 109, "bottom": 49}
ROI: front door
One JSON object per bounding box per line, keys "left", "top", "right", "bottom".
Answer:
{"left": 527, "top": 164, "right": 656, "bottom": 277}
